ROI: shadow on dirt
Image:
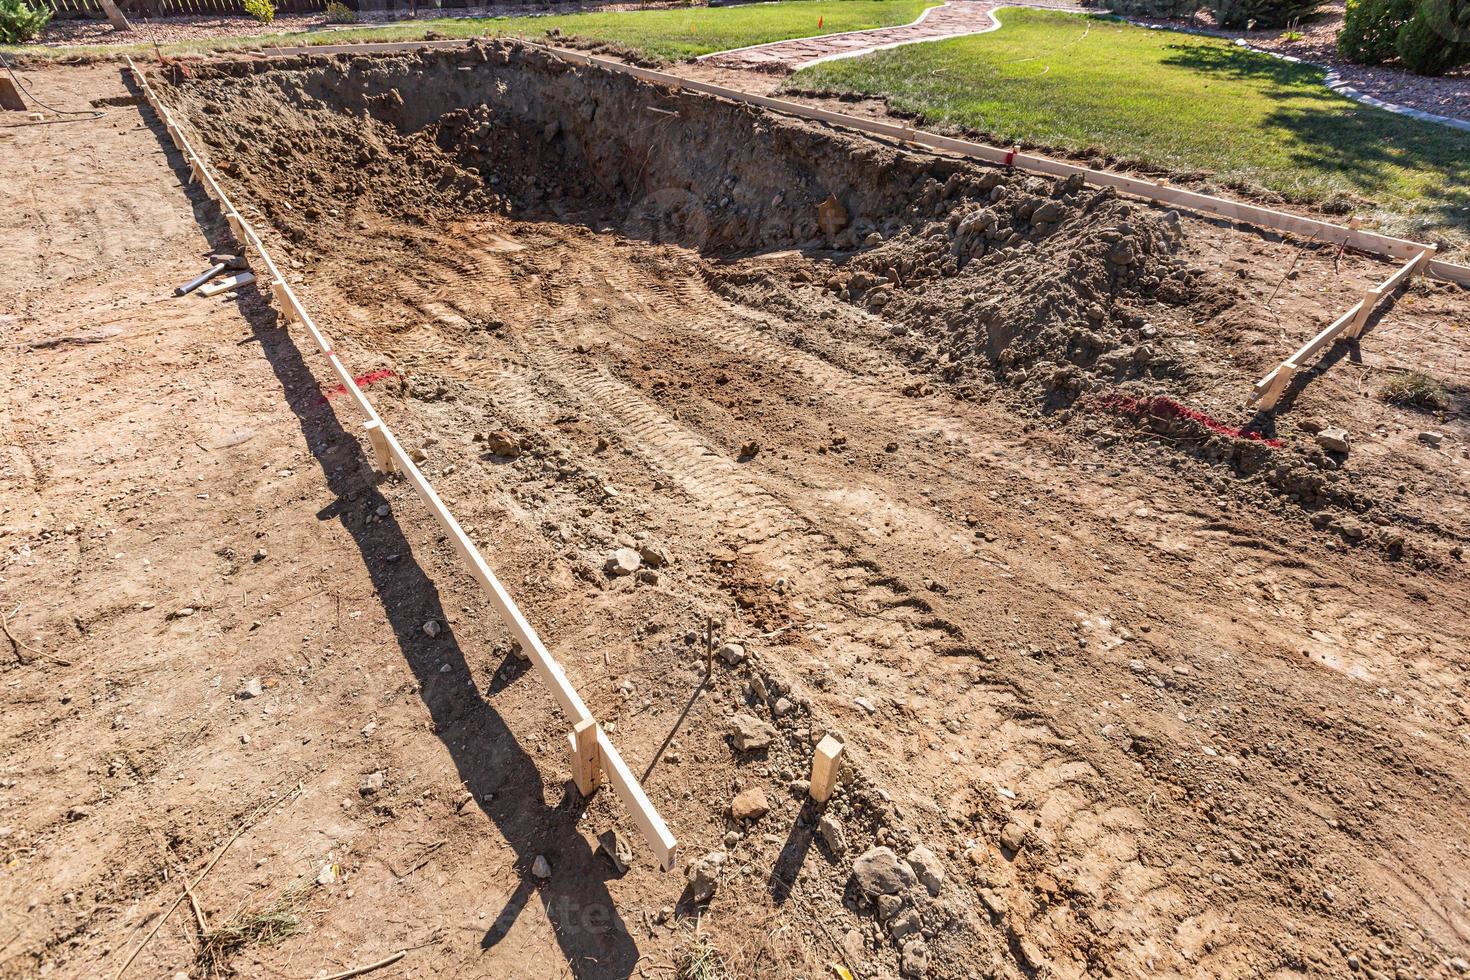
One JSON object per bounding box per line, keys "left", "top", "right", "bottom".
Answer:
{"left": 125, "top": 67, "right": 642, "bottom": 980}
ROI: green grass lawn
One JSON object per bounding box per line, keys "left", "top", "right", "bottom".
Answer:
{"left": 3, "top": 0, "right": 936, "bottom": 62}
{"left": 790, "top": 9, "right": 1470, "bottom": 240}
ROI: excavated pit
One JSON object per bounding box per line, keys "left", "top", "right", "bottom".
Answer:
{"left": 156, "top": 42, "right": 1203, "bottom": 406}
{"left": 151, "top": 43, "right": 1465, "bottom": 562}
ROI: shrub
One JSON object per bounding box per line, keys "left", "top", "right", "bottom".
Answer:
{"left": 1381, "top": 370, "right": 1449, "bottom": 410}
{"left": 1396, "top": 0, "right": 1470, "bottom": 73}
{"left": 1339, "top": 0, "right": 1470, "bottom": 73}
{"left": 1205, "top": 0, "right": 1321, "bottom": 29}
{"left": 243, "top": 0, "right": 275, "bottom": 25}
{"left": 323, "top": 0, "right": 356, "bottom": 22}
{"left": 1098, "top": 0, "right": 1203, "bottom": 19}
{"left": 0, "top": 0, "right": 51, "bottom": 44}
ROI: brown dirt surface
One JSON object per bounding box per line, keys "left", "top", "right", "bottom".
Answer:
{"left": 4, "top": 42, "right": 1470, "bottom": 980}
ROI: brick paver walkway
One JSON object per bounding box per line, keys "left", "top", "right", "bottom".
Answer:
{"left": 701, "top": 1, "right": 1085, "bottom": 73}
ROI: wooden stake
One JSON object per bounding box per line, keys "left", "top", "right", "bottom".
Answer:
{"left": 270, "top": 279, "right": 297, "bottom": 324}
{"left": 809, "top": 734, "right": 845, "bottom": 804}
{"left": 569, "top": 718, "right": 603, "bottom": 796}
{"left": 362, "top": 420, "right": 393, "bottom": 475}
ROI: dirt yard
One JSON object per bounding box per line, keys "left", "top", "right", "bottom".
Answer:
{"left": 2, "top": 43, "right": 1468, "bottom": 980}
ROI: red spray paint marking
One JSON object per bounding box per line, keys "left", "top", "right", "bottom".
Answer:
{"left": 1088, "top": 393, "right": 1282, "bottom": 448}
{"left": 320, "top": 368, "right": 398, "bottom": 403}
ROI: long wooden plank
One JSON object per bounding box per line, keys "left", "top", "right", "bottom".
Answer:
{"left": 1250, "top": 247, "right": 1431, "bottom": 408}
{"left": 125, "top": 57, "right": 679, "bottom": 870}
{"left": 597, "top": 728, "right": 680, "bottom": 871}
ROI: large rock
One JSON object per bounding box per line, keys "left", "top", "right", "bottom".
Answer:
{"left": 686, "top": 851, "right": 726, "bottom": 904}
{"left": 605, "top": 548, "right": 642, "bottom": 577}
{"left": 851, "top": 846, "right": 916, "bottom": 898}
{"left": 731, "top": 787, "right": 770, "bottom": 822}
{"left": 906, "top": 845, "right": 944, "bottom": 896}
{"left": 729, "top": 713, "right": 776, "bottom": 752}
{"left": 478, "top": 429, "right": 521, "bottom": 457}
{"left": 1315, "top": 427, "right": 1351, "bottom": 454}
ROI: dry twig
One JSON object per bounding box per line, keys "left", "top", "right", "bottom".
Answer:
{"left": 114, "top": 783, "right": 302, "bottom": 979}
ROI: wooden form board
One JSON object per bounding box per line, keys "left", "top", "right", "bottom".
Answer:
{"left": 535, "top": 43, "right": 1470, "bottom": 289}
{"left": 1251, "top": 247, "right": 1435, "bottom": 410}
{"left": 125, "top": 57, "right": 680, "bottom": 872}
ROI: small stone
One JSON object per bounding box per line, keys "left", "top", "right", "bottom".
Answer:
{"left": 423, "top": 619, "right": 442, "bottom": 638}
{"left": 731, "top": 787, "right": 770, "bottom": 822}
{"left": 718, "top": 642, "right": 746, "bottom": 666}
{"left": 1419, "top": 431, "right": 1444, "bottom": 447}
{"left": 532, "top": 855, "right": 551, "bottom": 879}
{"left": 481, "top": 429, "right": 521, "bottom": 457}
{"left": 686, "top": 851, "right": 726, "bottom": 903}
{"left": 843, "top": 928, "right": 865, "bottom": 963}
{"left": 1000, "top": 821, "right": 1028, "bottom": 853}
{"left": 638, "top": 542, "right": 670, "bottom": 568}
{"left": 66, "top": 805, "right": 91, "bottom": 821}
{"left": 906, "top": 845, "right": 944, "bottom": 896}
{"left": 316, "top": 863, "right": 336, "bottom": 885}
{"left": 877, "top": 893, "right": 904, "bottom": 921}
{"left": 854, "top": 697, "right": 877, "bottom": 714}
{"left": 723, "top": 831, "right": 740, "bottom": 849}
{"left": 730, "top": 713, "right": 776, "bottom": 752}
{"left": 252, "top": 548, "right": 267, "bottom": 562}
{"left": 1315, "top": 427, "right": 1351, "bottom": 454}
{"left": 851, "top": 846, "right": 916, "bottom": 897}
{"left": 360, "top": 770, "right": 385, "bottom": 796}
{"left": 375, "top": 504, "right": 391, "bottom": 517}
{"left": 819, "top": 814, "right": 846, "bottom": 855}
{"left": 599, "top": 829, "right": 632, "bottom": 873}
{"left": 635, "top": 568, "right": 659, "bottom": 586}
{"left": 240, "top": 733, "right": 250, "bottom": 745}
{"left": 771, "top": 697, "right": 794, "bottom": 718}
{"left": 360, "top": 721, "right": 377, "bottom": 737}
{"left": 237, "top": 677, "right": 263, "bottom": 699}
{"left": 901, "top": 939, "right": 929, "bottom": 976}
{"left": 889, "top": 906, "right": 922, "bottom": 941}
{"left": 738, "top": 439, "right": 760, "bottom": 460}
{"left": 605, "top": 548, "right": 641, "bottom": 577}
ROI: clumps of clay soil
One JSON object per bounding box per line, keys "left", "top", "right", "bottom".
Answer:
{"left": 826, "top": 172, "right": 1200, "bottom": 408}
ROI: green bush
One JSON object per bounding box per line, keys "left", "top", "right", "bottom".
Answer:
{"left": 0, "top": 0, "right": 51, "bottom": 44}
{"left": 323, "top": 0, "right": 356, "bottom": 22}
{"left": 1098, "top": 0, "right": 1203, "bottom": 18}
{"left": 1396, "top": 0, "right": 1470, "bottom": 73}
{"left": 243, "top": 0, "right": 275, "bottom": 24}
{"left": 1339, "top": 0, "right": 1470, "bottom": 73}
{"left": 1205, "top": 0, "right": 1321, "bottom": 28}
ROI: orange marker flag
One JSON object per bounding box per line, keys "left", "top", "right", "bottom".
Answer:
{"left": 818, "top": 15, "right": 824, "bottom": 27}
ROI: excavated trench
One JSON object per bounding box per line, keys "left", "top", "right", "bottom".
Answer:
{"left": 157, "top": 41, "right": 1204, "bottom": 407}
{"left": 153, "top": 41, "right": 1465, "bottom": 566}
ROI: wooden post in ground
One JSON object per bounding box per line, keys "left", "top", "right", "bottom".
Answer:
{"left": 809, "top": 734, "right": 845, "bottom": 804}
{"left": 271, "top": 280, "right": 296, "bottom": 324}
{"left": 569, "top": 718, "right": 603, "bottom": 796}
{"left": 98, "top": 0, "right": 133, "bottom": 31}
{"left": 362, "top": 420, "right": 393, "bottom": 475}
